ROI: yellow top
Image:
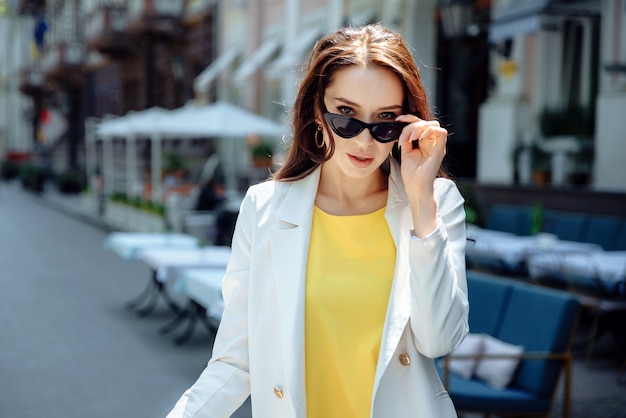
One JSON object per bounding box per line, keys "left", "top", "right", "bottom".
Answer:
{"left": 305, "top": 205, "right": 396, "bottom": 418}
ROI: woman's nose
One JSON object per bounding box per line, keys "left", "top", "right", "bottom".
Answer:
{"left": 352, "top": 128, "right": 375, "bottom": 146}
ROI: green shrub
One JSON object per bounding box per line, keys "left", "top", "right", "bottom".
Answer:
{"left": 19, "top": 163, "right": 45, "bottom": 193}
{"left": 57, "top": 170, "right": 86, "bottom": 194}
{"left": 1, "top": 160, "right": 20, "bottom": 180}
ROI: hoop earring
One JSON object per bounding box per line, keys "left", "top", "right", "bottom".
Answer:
{"left": 315, "top": 125, "right": 324, "bottom": 148}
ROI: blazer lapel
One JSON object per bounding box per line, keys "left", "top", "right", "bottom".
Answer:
{"left": 269, "top": 169, "right": 320, "bottom": 415}
{"left": 373, "top": 160, "right": 413, "bottom": 395}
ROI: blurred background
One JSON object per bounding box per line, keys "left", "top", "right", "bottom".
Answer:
{"left": 1, "top": 0, "right": 625, "bottom": 227}
{"left": 1, "top": 1, "right": 626, "bottom": 417}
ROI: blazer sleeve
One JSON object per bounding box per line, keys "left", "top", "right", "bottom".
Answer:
{"left": 167, "top": 190, "right": 256, "bottom": 418}
{"left": 407, "top": 178, "right": 469, "bottom": 359}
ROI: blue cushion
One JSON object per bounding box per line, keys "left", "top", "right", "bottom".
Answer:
{"left": 466, "top": 271, "right": 512, "bottom": 335}
{"left": 487, "top": 204, "right": 533, "bottom": 236}
{"left": 541, "top": 210, "right": 589, "bottom": 241}
{"left": 496, "top": 284, "right": 579, "bottom": 396}
{"left": 438, "top": 368, "right": 550, "bottom": 413}
{"left": 582, "top": 215, "right": 622, "bottom": 250}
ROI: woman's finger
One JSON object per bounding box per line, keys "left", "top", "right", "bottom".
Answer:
{"left": 397, "top": 118, "right": 444, "bottom": 152}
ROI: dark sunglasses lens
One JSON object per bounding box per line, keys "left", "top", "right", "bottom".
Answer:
{"left": 371, "top": 123, "right": 405, "bottom": 142}
{"left": 330, "top": 117, "right": 362, "bottom": 138}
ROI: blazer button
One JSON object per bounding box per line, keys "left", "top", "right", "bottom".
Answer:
{"left": 273, "top": 386, "right": 284, "bottom": 399}
{"left": 398, "top": 353, "right": 411, "bottom": 366}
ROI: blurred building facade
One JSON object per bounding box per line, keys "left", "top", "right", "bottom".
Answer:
{"left": 1, "top": 0, "right": 625, "bottom": 195}
{"left": 480, "top": 0, "right": 626, "bottom": 192}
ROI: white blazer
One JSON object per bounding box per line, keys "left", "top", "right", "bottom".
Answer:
{"left": 168, "top": 160, "right": 469, "bottom": 418}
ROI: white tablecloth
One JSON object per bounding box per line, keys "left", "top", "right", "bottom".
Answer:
{"left": 138, "top": 246, "right": 232, "bottom": 282}
{"left": 528, "top": 251, "right": 626, "bottom": 283}
{"left": 175, "top": 267, "right": 226, "bottom": 320}
{"left": 466, "top": 226, "right": 602, "bottom": 272}
{"left": 103, "top": 232, "right": 199, "bottom": 260}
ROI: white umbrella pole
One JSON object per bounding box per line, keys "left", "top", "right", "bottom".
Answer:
{"left": 126, "top": 135, "right": 137, "bottom": 199}
{"left": 226, "top": 138, "right": 236, "bottom": 193}
{"left": 103, "top": 136, "right": 114, "bottom": 196}
{"left": 150, "top": 134, "right": 162, "bottom": 203}
{"left": 84, "top": 117, "right": 97, "bottom": 187}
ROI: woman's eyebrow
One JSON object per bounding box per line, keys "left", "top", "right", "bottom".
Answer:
{"left": 334, "top": 97, "right": 359, "bottom": 108}
{"left": 333, "top": 97, "right": 402, "bottom": 111}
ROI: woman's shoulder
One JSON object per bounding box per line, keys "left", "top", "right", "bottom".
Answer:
{"left": 243, "top": 179, "right": 279, "bottom": 208}
{"left": 242, "top": 175, "right": 314, "bottom": 209}
{"left": 433, "top": 177, "right": 465, "bottom": 209}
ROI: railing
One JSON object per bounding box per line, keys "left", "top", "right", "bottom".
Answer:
{"left": 19, "top": 66, "right": 45, "bottom": 96}
{"left": 84, "top": 5, "right": 128, "bottom": 42}
{"left": 185, "top": 0, "right": 214, "bottom": 17}
{"left": 127, "top": 0, "right": 184, "bottom": 21}
{"left": 41, "top": 42, "right": 85, "bottom": 73}
{"left": 21, "top": 67, "right": 44, "bottom": 87}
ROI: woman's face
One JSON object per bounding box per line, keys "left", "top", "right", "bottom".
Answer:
{"left": 319, "top": 65, "right": 404, "bottom": 182}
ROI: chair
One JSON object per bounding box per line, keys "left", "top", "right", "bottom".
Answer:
{"left": 581, "top": 215, "right": 622, "bottom": 251}
{"left": 541, "top": 209, "right": 589, "bottom": 242}
{"left": 527, "top": 250, "right": 626, "bottom": 368}
{"left": 613, "top": 221, "right": 626, "bottom": 251}
{"left": 487, "top": 204, "right": 533, "bottom": 236}
{"left": 441, "top": 272, "right": 580, "bottom": 417}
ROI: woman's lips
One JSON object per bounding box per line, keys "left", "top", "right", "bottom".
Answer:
{"left": 348, "top": 153, "right": 374, "bottom": 167}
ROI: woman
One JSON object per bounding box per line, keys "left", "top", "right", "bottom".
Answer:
{"left": 167, "top": 23, "right": 468, "bottom": 418}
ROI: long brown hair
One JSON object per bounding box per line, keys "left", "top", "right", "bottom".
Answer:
{"left": 274, "top": 23, "right": 447, "bottom": 181}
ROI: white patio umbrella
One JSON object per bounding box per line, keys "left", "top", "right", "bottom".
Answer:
{"left": 167, "top": 100, "right": 287, "bottom": 137}
{"left": 166, "top": 100, "right": 287, "bottom": 192}
{"left": 96, "top": 107, "right": 172, "bottom": 200}
{"left": 93, "top": 102, "right": 287, "bottom": 202}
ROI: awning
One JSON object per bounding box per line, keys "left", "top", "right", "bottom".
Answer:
{"left": 489, "top": 14, "right": 543, "bottom": 42}
{"left": 489, "top": 0, "right": 600, "bottom": 42}
{"left": 233, "top": 38, "right": 280, "bottom": 84}
{"left": 193, "top": 48, "right": 238, "bottom": 95}
{"left": 266, "top": 27, "right": 323, "bottom": 75}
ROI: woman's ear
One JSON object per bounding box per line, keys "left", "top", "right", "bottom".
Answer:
{"left": 313, "top": 97, "right": 322, "bottom": 125}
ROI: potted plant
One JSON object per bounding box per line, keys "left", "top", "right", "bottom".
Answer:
{"left": 530, "top": 142, "right": 552, "bottom": 185}
{"left": 56, "top": 169, "right": 86, "bottom": 194}
{"left": 19, "top": 162, "right": 45, "bottom": 193}
{"left": 569, "top": 137, "right": 594, "bottom": 186}
{"left": 539, "top": 105, "right": 594, "bottom": 138}
{"left": 538, "top": 105, "right": 595, "bottom": 185}
{"left": 250, "top": 141, "right": 274, "bottom": 168}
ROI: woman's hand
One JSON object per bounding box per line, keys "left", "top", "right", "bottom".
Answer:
{"left": 396, "top": 114, "right": 448, "bottom": 196}
{"left": 396, "top": 114, "right": 448, "bottom": 237}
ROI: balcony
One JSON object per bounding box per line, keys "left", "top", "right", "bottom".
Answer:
{"left": 41, "top": 42, "right": 85, "bottom": 87}
{"left": 19, "top": 67, "right": 45, "bottom": 97}
{"left": 85, "top": 4, "right": 134, "bottom": 57}
{"left": 125, "top": 0, "right": 185, "bottom": 41}
{"left": 17, "top": 0, "right": 45, "bottom": 15}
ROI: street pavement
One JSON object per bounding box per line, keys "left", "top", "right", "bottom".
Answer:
{"left": 0, "top": 182, "right": 251, "bottom": 418}
{"left": 1, "top": 180, "right": 625, "bottom": 417}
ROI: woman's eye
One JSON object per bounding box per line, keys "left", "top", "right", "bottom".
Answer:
{"left": 337, "top": 106, "right": 354, "bottom": 115}
{"left": 379, "top": 112, "right": 397, "bottom": 120}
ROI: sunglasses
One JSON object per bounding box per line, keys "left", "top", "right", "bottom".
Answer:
{"left": 322, "top": 111, "right": 409, "bottom": 143}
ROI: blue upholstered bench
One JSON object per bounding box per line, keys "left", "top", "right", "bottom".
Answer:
{"left": 485, "top": 204, "right": 626, "bottom": 251}
{"left": 439, "top": 271, "right": 580, "bottom": 417}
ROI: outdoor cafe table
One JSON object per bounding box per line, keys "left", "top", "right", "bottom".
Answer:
{"left": 528, "top": 251, "right": 626, "bottom": 298}
{"left": 135, "top": 246, "right": 231, "bottom": 318}
{"left": 102, "top": 232, "right": 200, "bottom": 315}
{"left": 103, "top": 232, "right": 199, "bottom": 260}
{"left": 465, "top": 225, "right": 603, "bottom": 275}
{"left": 167, "top": 267, "right": 227, "bottom": 344}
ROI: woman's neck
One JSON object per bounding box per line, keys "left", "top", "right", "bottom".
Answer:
{"left": 315, "top": 166, "right": 388, "bottom": 216}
